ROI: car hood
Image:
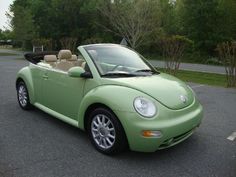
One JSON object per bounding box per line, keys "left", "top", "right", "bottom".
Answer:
{"left": 101, "top": 73, "right": 194, "bottom": 110}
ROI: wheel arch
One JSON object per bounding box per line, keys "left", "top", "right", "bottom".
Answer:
{"left": 77, "top": 85, "right": 139, "bottom": 131}
{"left": 16, "top": 77, "right": 24, "bottom": 89}
{"left": 83, "top": 103, "right": 115, "bottom": 132}
{"left": 77, "top": 85, "right": 155, "bottom": 150}
{"left": 16, "top": 67, "right": 35, "bottom": 104}
{"left": 82, "top": 102, "right": 129, "bottom": 152}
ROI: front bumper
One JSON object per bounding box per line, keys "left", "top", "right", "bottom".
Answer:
{"left": 114, "top": 99, "right": 203, "bottom": 152}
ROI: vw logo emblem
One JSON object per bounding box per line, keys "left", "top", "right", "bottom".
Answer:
{"left": 180, "top": 95, "right": 188, "bottom": 103}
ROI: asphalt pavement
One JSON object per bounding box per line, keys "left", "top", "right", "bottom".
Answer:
{"left": 0, "top": 52, "right": 235, "bottom": 177}
{"left": 149, "top": 60, "right": 226, "bottom": 74}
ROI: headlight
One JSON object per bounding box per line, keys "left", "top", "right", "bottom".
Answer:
{"left": 133, "top": 97, "right": 157, "bottom": 118}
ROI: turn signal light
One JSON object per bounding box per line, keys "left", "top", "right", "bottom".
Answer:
{"left": 142, "top": 130, "right": 162, "bottom": 138}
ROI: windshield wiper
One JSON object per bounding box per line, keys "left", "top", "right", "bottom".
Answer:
{"left": 102, "top": 72, "right": 137, "bottom": 77}
{"left": 135, "top": 69, "right": 160, "bottom": 75}
{"left": 135, "top": 69, "right": 153, "bottom": 73}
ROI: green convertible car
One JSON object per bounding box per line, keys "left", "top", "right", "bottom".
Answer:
{"left": 16, "top": 44, "right": 203, "bottom": 154}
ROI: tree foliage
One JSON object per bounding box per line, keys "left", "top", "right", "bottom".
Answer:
{"left": 217, "top": 0, "right": 236, "bottom": 41}
{"left": 6, "top": 0, "right": 236, "bottom": 56}
{"left": 9, "top": 0, "right": 36, "bottom": 48}
{"left": 180, "top": 0, "right": 220, "bottom": 53}
{"left": 159, "top": 0, "right": 181, "bottom": 35}
{"left": 8, "top": 0, "right": 108, "bottom": 49}
{"left": 98, "top": 0, "right": 161, "bottom": 49}
{"left": 0, "top": 30, "right": 13, "bottom": 40}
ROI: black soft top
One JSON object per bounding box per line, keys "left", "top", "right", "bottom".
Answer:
{"left": 24, "top": 51, "right": 58, "bottom": 64}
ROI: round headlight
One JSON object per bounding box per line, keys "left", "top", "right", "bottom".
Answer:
{"left": 133, "top": 97, "right": 157, "bottom": 118}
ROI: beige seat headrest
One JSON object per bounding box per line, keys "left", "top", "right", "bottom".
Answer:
{"left": 81, "top": 62, "right": 86, "bottom": 69}
{"left": 68, "top": 55, "right": 77, "bottom": 61}
{"left": 77, "top": 59, "right": 84, "bottom": 66}
{"left": 44, "top": 55, "right": 57, "bottom": 62}
{"left": 58, "top": 50, "right": 72, "bottom": 60}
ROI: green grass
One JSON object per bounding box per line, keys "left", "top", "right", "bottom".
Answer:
{"left": 157, "top": 68, "right": 227, "bottom": 87}
{"left": 0, "top": 52, "right": 18, "bottom": 56}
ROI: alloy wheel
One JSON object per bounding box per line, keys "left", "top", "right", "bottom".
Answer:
{"left": 91, "top": 114, "right": 116, "bottom": 150}
{"left": 18, "top": 85, "right": 28, "bottom": 107}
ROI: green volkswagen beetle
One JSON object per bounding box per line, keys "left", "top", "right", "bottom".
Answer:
{"left": 16, "top": 44, "right": 203, "bottom": 154}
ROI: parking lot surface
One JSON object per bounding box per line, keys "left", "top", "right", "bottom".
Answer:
{"left": 0, "top": 55, "right": 235, "bottom": 177}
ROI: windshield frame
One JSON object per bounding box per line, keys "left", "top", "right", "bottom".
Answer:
{"left": 83, "top": 44, "right": 158, "bottom": 78}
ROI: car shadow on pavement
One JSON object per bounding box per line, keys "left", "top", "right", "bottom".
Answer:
{"left": 31, "top": 107, "right": 88, "bottom": 139}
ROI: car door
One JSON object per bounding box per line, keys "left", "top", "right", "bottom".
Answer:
{"left": 30, "top": 64, "right": 47, "bottom": 104}
{"left": 41, "top": 68, "right": 86, "bottom": 120}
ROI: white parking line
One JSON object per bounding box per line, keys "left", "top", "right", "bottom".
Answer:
{"left": 191, "top": 84, "right": 205, "bottom": 89}
{"left": 227, "top": 132, "right": 236, "bottom": 141}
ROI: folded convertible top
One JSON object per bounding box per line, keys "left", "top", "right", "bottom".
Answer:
{"left": 24, "top": 51, "right": 58, "bottom": 64}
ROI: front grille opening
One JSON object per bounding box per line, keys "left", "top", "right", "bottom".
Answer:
{"left": 159, "top": 128, "right": 194, "bottom": 148}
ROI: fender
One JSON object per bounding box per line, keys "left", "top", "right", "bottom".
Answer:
{"left": 77, "top": 85, "right": 154, "bottom": 130}
{"left": 16, "top": 66, "right": 35, "bottom": 104}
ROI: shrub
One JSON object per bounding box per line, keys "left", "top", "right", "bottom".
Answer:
{"left": 60, "top": 37, "right": 77, "bottom": 52}
{"left": 216, "top": 41, "right": 236, "bottom": 87}
{"left": 159, "top": 35, "right": 193, "bottom": 75}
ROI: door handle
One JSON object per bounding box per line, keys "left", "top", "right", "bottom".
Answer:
{"left": 43, "top": 74, "right": 48, "bottom": 79}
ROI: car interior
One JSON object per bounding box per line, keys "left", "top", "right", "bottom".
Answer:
{"left": 40, "top": 50, "right": 88, "bottom": 72}
{"left": 38, "top": 49, "right": 137, "bottom": 75}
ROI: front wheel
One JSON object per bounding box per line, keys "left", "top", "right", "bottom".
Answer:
{"left": 87, "top": 108, "right": 127, "bottom": 155}
{"left": 17, "top": 81, "right": 32, "bottom": 110}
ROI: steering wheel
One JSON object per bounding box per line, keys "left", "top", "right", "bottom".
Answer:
{"left": 111, "top": 64, "right": 123, "bottom": 71}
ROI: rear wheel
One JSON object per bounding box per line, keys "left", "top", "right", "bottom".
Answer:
{"left": 87, "top": 107, "right": 127, "bottom": 155}
{"left": 17, "top": 81, "right": 32, "bottom": 110}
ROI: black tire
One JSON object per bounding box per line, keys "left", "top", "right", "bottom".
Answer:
{"left": 87, "top": 107, "right": 128, "bottom": 155}
{"left": 16, "top": 81, "right": 32, "bottom": 110}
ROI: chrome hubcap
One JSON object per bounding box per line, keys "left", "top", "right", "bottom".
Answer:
{"left": 91, "top": 114, "right": 116, "bottom": 149}
{"left": 18, "top": 85, "right": 27, "bottom": 107}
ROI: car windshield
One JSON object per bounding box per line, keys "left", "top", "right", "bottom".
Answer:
{"left": 84, "top": 45, "right": 158, "bottom": 77}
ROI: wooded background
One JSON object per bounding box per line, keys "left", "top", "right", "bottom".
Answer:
{"left": 1, "top": 0, "right": 236, "bottom": 64}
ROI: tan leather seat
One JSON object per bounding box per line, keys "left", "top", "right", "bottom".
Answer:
{"left": 71, "top": 55, "right": 78, "bottom": 61}
{"left": 58, "top": 50, "right": 72, "bottom": 61}
{"left": 81, "top": 62, "right": 86, "bottom": 69}
{"left": 56, "top": 50, "right": 74, "bottom": 71}
{"left": 68, "top": 55, "right": 83, "bottom": 67}
{"left": 44, "top": 55, "right": 57, "bottom": 67}
{"left": 77, "top": 59, "right": 84, "bottom": 66}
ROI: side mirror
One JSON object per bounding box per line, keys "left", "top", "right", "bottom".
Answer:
{"left": 68, "top": 67, "right": 85, "bottom": 78}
